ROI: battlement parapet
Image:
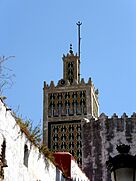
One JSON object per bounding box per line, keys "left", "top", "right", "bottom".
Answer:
{"left": 62, "top": 52, "right": 78, "bottom": 59}
{"left": 83, "top": 112, "right": 136, "bottom": 150}
{"left": 43, "top": 77, "right": 98, "bottom": 93}
{"left": 97, "top": 112, "right": 136, "bottom": 121}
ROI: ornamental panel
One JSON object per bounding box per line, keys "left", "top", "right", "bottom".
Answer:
{"left": 48, "top": 91, "right": 87, "bottom": 117}
{"left": 48, "top": 121, "right": 82, "bottom": 166}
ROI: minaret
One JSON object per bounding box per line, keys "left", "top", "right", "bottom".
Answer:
{"left": 43, "top": 22, "right": 99, "bottom": 167}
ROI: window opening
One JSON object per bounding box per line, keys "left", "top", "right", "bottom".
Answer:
{"left": 24, "top": 144, "right": 29, "bottom": 167}
{"left": 0, "top": 140, "right": 7, "bottom": 179}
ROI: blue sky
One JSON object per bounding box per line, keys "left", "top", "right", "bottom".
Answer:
{"left": 0, "top": 0, "right": 136, "bottom": 125}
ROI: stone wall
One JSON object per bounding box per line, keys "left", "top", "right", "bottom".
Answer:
{"left": 82, "top": 113, "right": 136, "bottom": 181}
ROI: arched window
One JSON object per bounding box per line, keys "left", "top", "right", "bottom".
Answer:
{"left": 24, "top": 144, "right": 29, "bottom": 167}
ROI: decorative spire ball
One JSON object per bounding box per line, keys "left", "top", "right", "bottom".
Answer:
{"left": 69, "top": 44, "right": 73, "bottom": 54}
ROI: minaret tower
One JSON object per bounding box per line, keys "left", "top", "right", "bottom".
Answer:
{"left": 43, "top": 22, "right": 99, "bottom": 166}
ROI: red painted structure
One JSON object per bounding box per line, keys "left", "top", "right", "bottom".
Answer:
{"left": 53, "top": 152, "right": 75, "bottom": 179}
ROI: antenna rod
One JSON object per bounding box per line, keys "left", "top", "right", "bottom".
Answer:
{"left": 76, "top": 21, "right": 82, "bottom": 60}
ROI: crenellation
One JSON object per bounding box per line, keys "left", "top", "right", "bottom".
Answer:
{"left": 49, "top": 81, "right": 55, "bottom": 88}
{"left": 121, "top": 112, "right": 128, "bottom": 119}
{"left": 65, "top": 52, "right": 75, "bottom": 57}
{"left": 99, "top": 113, "right": 108, "bottom": 120}
{"left": 44, "top": 81, "right": 47, "bottom": 88}
{"left": 131, "top": 112, "right": 136, "bottom": 118}
{"left": 111, "top": 113, "right": 118, "bottom": 119}
{"left": 62, "top": 54, "right": 65, "bottom": 58}
{"left": 87, "top": 77, "right": 92, "bottom": 85}
{"left": 43, "top": 81, "right": 50, "bottom": 89}
{"left": 95, "top": 89, "right": 99, "bottom": 98}
{"left": 65, "top": 79, "right": 70, "bottom": 86}
{"left": 81, "top": 78, "right": 85, "bottom": 85}
{"left": 63, "top": 52, "right": 78, "bottom": 58}
{"left": 72, "top": 79, "right": 78, "bottom": 85}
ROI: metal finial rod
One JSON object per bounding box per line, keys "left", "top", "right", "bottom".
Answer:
{"left": 76, "top": 21, "right": 82, "bottom": 60}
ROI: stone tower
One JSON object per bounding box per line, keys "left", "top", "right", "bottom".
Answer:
{"left": 43, "top": 45, "right": 99, "bottom": 166}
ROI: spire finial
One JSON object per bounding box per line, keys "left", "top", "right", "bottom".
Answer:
{"left": 69, "top": 44, "right": 73, "bottom": 54}
{"left": 76, "top": 21, "right": 82, "bottom": 60}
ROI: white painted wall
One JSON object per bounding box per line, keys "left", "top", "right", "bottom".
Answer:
{"left": 71, "top": 159, "right": 89, "bottom": 181}
{"left": 0, "top": 99, "right": 61, "bottom": 181}
{"left": 0, "top": 99, "right": 89, "bottom": 181}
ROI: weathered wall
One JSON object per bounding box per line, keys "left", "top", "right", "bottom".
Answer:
{"left": 0, "top": 99, "right": 59, "bottom": 181}
{"left": 82, "top": 113, "right": 136, "bottom": 181}
{"left": 0, "top": 99, "right": 89, "bottom": 181}
{"left": 71, "top": 159, "right": 89, "bottom": 181}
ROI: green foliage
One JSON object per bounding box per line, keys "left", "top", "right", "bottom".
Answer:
{"left": 16, "top": 118, "right": 41, "bottom": 145}
{"left": 16, "top": 117, "right": 52, "bottom": 160}
{"left": 39, "top": 144, "right": 53, "bottom": 161}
